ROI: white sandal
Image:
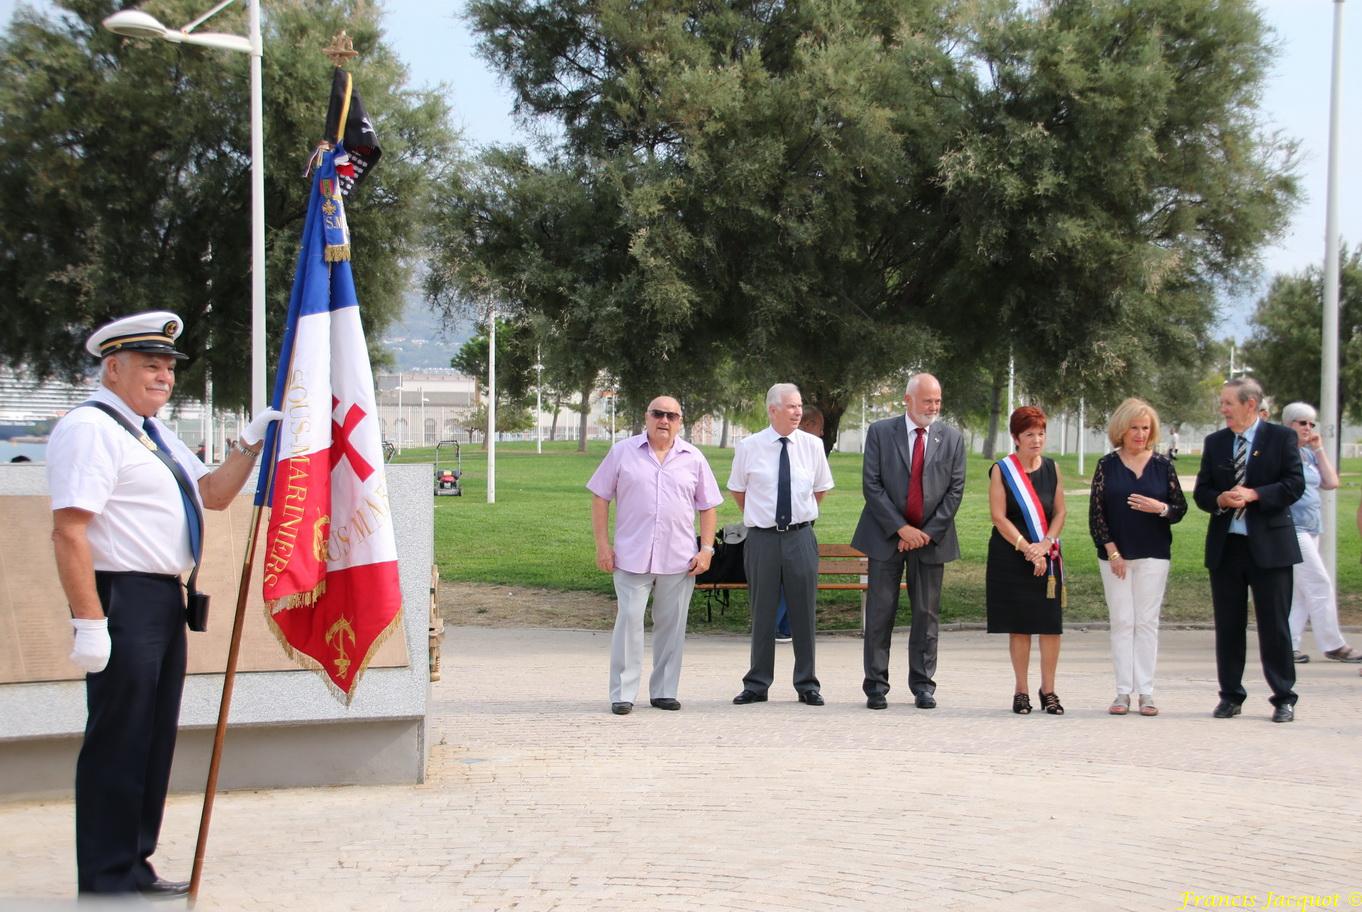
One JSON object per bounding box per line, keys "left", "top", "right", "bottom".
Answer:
{"left": 1138, "top": 694, "right": 1159, "bottom": 716}
{"left": 1108, "top": 694, "right": 1130, "bottom": 715}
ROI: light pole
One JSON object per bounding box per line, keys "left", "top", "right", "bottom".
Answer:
{"left": 533, "top": 353, "right": 544, "bottom": 454}
{"left": 103, "top": 0, "right": 267, "bottom": 415}
{"left": 420, "top": 392, "right": 429, "bottom": 448}
{"left": 1320, "top": 0, "right": 1347, "bottom": 579}
{"left": 487, "top": 306, "right": 496, "bottom": 504}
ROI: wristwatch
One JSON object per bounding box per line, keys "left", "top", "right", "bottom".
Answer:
{"left": 232, "top": 438, "right": 262, "bottom": 459}
{"left": 700, "top": 546, "right": 715, "bottom": 554}
{"left": 1158, "top": 503, "right": 1170, "bottom": 517}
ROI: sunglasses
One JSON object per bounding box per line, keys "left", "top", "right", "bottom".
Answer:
{"left": 649, "top": 409, "right": 682, "bottom": 421}
{"left": 1295, "top": 420, "right": 1317, "bottom": 427}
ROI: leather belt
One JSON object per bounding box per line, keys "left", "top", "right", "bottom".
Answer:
{"left": 754, "top": 521, "right": 813, "bottom": 533}
{"left": 94, "top": 570, "right": 182, "bottom": 583}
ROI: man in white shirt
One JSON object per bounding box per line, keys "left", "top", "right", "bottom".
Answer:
{"left": 47, "top": 311, "right": 278, "bottom": 897}
{"left": 728, "top": 383, "right": 835, "bottom": 705}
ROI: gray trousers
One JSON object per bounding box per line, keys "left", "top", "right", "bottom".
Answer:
{"left": 609, "top": 569, "right": 694, "bottom": 704}
{"left": 862, "top": 550, "right": 943, "bottom": 698}
{"left": 743, "top": 526, "right": 819, "bottom": 695}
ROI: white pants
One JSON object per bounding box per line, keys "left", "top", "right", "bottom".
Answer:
{"left": 1099, "top": 557, "right": 1170, "bottom": 697}
{"left": 609, "top": 569, "right": 694, "bottom": 704}
{"left": 1289, "top": 531, "right": 1346, "bottom": 653}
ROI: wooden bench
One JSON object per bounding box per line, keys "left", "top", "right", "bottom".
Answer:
{"left": 694, "top": 543, "right": 880, "bottom": 624}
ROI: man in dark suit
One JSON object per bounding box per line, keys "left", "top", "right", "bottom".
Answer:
{"left": 1193, "top": 377, "right": 1305, "bottom": 723}
{"left": 851, "top": 373, "right": 966, "bottom": 710}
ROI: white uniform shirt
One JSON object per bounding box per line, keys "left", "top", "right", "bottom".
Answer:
{"left": 47, "top": 386, "right": 210, "bottom": 575}
{"left": 727, "top": 426, "right": 834, "bottom": 527}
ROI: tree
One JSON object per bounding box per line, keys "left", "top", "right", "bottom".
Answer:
{"left": 444, "top": 0, "right": 1295, "bottom": 450}
{"left": 0, "top": 0, "right": 458, "bottom": 409}
{"left": 939, "top": 0, "right": 1297, "bottom": 422}
{"left": 1244, "top": 245, "right": 1362, "bottom": 421}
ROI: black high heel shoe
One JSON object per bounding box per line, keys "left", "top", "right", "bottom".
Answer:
{"left": 1038, "top": 689, "right": 1064, "bottom": 715}
{"left": 1012, "top": 692, "right": 1032, "bottom": 714}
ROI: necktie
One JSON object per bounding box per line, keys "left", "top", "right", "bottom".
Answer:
{"left": 1232, "top": 433, "right": 1247, "bottom": 521}
{"left": 905, "top": 427, "right": 925, "bottom": 527}
{"left": 776, "top": 436, "right": 792, "bottom": 530}
{"left": 143, "top": 418, "right": 203, "bottom": 562}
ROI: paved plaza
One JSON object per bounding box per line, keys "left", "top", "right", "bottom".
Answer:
{"left": 1, "top": 625, "right": 1359, "bottom": 911}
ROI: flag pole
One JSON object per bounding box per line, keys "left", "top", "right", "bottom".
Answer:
{"left": 188, "top": 450, "right": 278, "bottom": 905}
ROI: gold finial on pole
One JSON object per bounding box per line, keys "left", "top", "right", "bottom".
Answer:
{"left": 323, "top": 30, "right": 358, "bottom": 67}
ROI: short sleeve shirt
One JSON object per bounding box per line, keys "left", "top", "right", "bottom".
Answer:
{"left": 727, "top": 426, "right": 834, "bottom": 527}
{"left": 47, "top": 386, "right": 210, "bottom": 575}
{"left": 587, "top": 434, "right": 724, "bottom": 575}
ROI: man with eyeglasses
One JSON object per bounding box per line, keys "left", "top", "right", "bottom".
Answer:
{"left": 729, "top": 383, "right": 835, "bottom": 706}
{"left": 589, "top": 396, "right": 722, "bottom": 715}
{"left": 1193, "top": 377, "right": 1305, "bottom": 723}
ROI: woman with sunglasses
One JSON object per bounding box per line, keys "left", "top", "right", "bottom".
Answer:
{"left": 1281, "top": 402, "right": 1362, "bottom": 664}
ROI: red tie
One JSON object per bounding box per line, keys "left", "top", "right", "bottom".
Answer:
{"left": 905, "top": 427, "right": 925, "bottom": 527}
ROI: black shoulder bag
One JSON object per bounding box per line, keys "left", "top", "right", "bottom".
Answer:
{"left": 79, "top": 400, "right": 210, "bottom": 631}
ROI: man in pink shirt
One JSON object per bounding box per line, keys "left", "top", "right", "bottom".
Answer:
{"left": 588, "top": 396, "right": 723, "bottom": 715}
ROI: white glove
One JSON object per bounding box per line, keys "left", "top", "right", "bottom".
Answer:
{"left": 241, "top": 408, "right": 283, "bottom": 447}
{"left": 69, "top": 618, "right": 111, "bottom": 674}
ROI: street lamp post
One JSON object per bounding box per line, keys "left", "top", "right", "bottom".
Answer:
{"left": 533, "top": 355, "right": 544, "bottom": 454}
{"left": 487, "top": 306, "right": 496, "bottom": 504}
{"left": 420, "top": 391, "right": 429, "bottom": 448}
{"left": 1320, "top": 0, "right": 1347, "bottom": 579}
{"left": 103, "top": 0, "right": 267, "bottom": 415}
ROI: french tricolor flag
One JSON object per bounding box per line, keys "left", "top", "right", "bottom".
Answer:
{"left": 255, "top": 140, "right": 401, "bottom": 701}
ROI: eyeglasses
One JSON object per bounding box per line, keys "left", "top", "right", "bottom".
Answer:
{"left": 649, "top": 409, "right": 681, "bottom": 421}
{"left": 1295, "top": 420, "right": 1317, "bottom": 427}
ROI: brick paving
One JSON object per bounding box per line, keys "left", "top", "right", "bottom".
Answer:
{"left": 1, "top": 625, "right": 1359, "bottom": 911}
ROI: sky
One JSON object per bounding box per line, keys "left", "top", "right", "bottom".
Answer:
{"left": 2, "top": 0, "right": 1358, "bottom": 336}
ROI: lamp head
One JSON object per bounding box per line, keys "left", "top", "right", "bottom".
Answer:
{"left": 102, "top": 10, "right": 169, "bottom": 39}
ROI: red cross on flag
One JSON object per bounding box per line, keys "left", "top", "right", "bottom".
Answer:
{"left": 255, "top": 119, "right": 400, "bottom": 701}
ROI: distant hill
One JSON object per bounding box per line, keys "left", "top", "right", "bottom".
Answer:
{"left": 379, "top": 292, "right": 476, "bottom": 371}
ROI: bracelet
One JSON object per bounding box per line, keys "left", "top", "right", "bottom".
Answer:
{"left": 1110, "top": 550, "right": 1122, "bottom": 561}
{"left": 233, "top": 439, "right": 262, "bottom": 460}
{"left": 1158, "top": 503, "right": 1170, "bottom": 517}
{"left": 700, "top": 546, "right": 715, "bottom": 554}
{"left": 1014, "top": 534, "right": 1025, "bottom": 551}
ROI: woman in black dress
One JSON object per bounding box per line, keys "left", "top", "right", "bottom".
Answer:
{"left": 987, "top": 406, "right": 1067, "bottom": 714}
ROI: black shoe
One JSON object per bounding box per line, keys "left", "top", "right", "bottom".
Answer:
{"left": 650, "top": 697, "right": 681, "bottom": 711}
{"left": 914, "top": 693, "right": 937, "bottom": 709}
{"left": 611, "top": 702, "right": 633, "bottom": 715}
{"left": 732, "top": 689, "right": 768, "bottom": 705}
{"left": 1038, "top": 689, "right": 1064, "bottom": 715}
{"left": 798, "top": 690, "right": 825, "bottom": 706}
{"left": 866, "top": 693, "right": 887, "bottom": 710}
{"left": 138, "top": 879, "right": 190, "bottom": 899}
{"left": 1212, "top": 699, "right": 1242, "bottom": 719}
{"left": 1272, "top": 704, "right": 1295, "bottom": 723}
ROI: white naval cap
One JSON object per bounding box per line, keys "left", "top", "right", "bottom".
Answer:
{"left": 85, "top": 311, "right": 188, "bottom": 360}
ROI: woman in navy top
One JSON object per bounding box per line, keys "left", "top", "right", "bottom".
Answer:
{"left": 1089, "top": 398, "right": 1187, "bottom": 716}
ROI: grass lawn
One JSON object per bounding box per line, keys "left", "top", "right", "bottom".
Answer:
{"left": 407, "top": 439, "right": 1362, "bottom": 633}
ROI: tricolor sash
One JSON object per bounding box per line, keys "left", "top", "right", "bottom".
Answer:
{"left": 996, "top": 454, "right": 1067, "bottom": 606}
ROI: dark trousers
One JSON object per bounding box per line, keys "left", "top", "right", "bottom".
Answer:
{"left": 1209, "top": 536, "right": 1297, "bottom": 708}
{"left": 863, "top": 551, "right": 944, "bottom": 698}
{"left": 743, "top": 526, "right": 819, "bottom": 694}
{"left": 77, "top": 572, "right": 187, "bottom": 895}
